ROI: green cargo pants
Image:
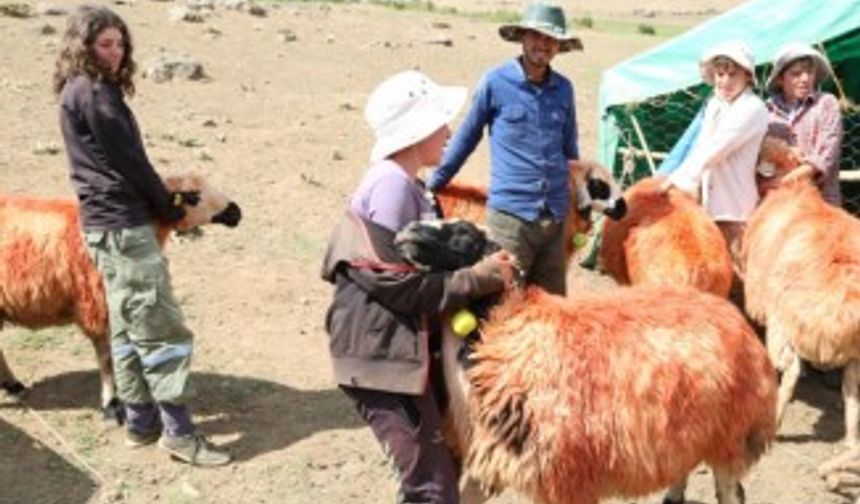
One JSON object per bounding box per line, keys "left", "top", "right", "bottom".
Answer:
{"left": 84, "top": 225, "right": 194, "bottom": 405}
{"left": 486, "top": 208, "right": 567, "bottom": 296}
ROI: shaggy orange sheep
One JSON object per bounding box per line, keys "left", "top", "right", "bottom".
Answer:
{"left": 599, "top": 177, "right": 733, "bottom": 297}
{"left": 396, "top": 219, "right": 774, "bottom": 504}
{"left": 435, "top": 160, "right": 626, "bottom": 264}
{"left": 0, "top": 174, "right": 241, "bottom": 422}
{"left": 744, "top": 164, "right": 860, "bottom": 483}
{"left": 440, "top": 285, "right": 776, "bottom": 504}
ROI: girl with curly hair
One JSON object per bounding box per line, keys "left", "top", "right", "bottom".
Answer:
{"left": 55, "top": 4, "right": 230, "bottom": 467}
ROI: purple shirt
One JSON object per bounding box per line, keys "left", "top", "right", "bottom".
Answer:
{"left": 350, "top": 160, "right": 435, "bottom": 232}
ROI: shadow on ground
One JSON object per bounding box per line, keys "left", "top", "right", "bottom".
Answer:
{"left": 0, "top": 416, "right": 98, "bottom": 504}
{"left": 777, "top": 375, "right": 844, "bottom": 444}
{"left": 3, "top": 370, "right": 364, "bottom": 463}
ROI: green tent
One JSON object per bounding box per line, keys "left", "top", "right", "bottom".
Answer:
{"left": 597, "top": 0, "right": 860, "bottom": 210}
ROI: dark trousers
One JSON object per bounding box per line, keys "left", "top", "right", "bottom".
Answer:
{"left": 486, "top": 208, "right": 567, "bottom": 295}
{"left": 342, "top": 386, "right": 459, "bottom": 504}
{"left": 716, "top": 221, "right": 746, "bottom": 309}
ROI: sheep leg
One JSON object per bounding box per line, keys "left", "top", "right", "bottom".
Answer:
{"left": 775, "top": 353, "right": 802, "bottom": 428}
{"left": 460, "top": 477, "right": 491, "bottom": 504}
{"left": 662, "top": 475, "right": 688, "bottom": 503}
{"left": 0, "top": 349, "right": 25, "bottom": 395}
{"left": 90, "top": 335, "right": 123, "bottom": 425}
{"left": 825, "top": 469, "right": 860, "bottom": 491}
{"left": 713, "top": 467, "right": 745, "bottom": 504}
{"left": 817, "top": 445, "right": 860, "bottom": 477}
{"left": 843, "top": 360, "right": 860, "bottom": 447}
{"left": 766, "top": 320, "right": 793, "bottom": 372}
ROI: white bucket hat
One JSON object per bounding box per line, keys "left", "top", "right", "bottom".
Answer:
{"left": 766, "top": 42, "right": 832, "bottom": 93}
{"left": 700, "top": 40, "right": 757, "bottom": 87}
{"left": 364, "top": 70, "right": 467, "bottom": 163}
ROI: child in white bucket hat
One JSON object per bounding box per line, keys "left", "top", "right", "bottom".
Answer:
{"left": 662, "top": 40, "right": 769, "bottom": 308}
{"left": 321, "top": 70, "right": 514, "bottom": 504}
{"left": 765, "top": 42, "right": 843, "bottom": 206}
{"left": 355, "top": 70, "right": 466, "bottom": 229}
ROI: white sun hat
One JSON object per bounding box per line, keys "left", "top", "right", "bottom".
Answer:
{"left": 700, "top": 40, "right": 757, "bottom": 87}
{"left": 766, "top": 42, "right": 833, "bottom": 93}
{"left": 364, "top": 70, "right": 467, "bottom": 163}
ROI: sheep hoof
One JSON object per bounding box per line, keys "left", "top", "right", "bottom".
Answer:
{"left": 102, "top": 397, "right": 126, "bottom": 426}
{"left": 1, "top": 380, "right": 26, "bottom": 396}
{"left": 661, "top": 497, "right": 684, "bottom": 504}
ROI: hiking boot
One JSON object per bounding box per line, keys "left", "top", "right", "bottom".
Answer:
{"left": 125, "top": 428, "right": 161, "bottom": 448}
{"left": 158, "top": 432, "right": 231, "bottom": 467}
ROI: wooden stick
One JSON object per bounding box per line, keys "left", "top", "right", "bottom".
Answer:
{"left": 618, "top": 146, "right": 668, "bottom": 161}
{"left": 628, "top": 112, "right": 657, "bottom": 175}
{"left": 815, "top": 42, "right": 859, "bottom": 111}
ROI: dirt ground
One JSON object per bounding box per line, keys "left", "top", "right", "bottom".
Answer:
{"left": 0, "top": 1, "right": 856, "bottom": 503}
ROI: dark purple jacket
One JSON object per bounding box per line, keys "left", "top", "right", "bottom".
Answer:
{"left": 321, "top": 211, "right": 503, "bottom": 395}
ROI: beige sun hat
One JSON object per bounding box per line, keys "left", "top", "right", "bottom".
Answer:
{"left": 498, "top": 2, "right": 583, "bottom": 53}
{"left": 766, "top": 42, "right": 833, "bottom": 93}
{"left": 364, "top": 70, "right": 467, "bottom": 163}
{"left": 700, "top": 40, "right": 757, "bottom": 86}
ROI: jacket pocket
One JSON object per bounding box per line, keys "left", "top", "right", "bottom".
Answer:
{"left": 545, "top": 103, "right": 569, "bottom": 142}
{"left": 498, "top": 104, "right": 529, "bottom": 146}
{"left": 326, "top": 282, "right": 422, "bottom": 363}
{"left": 116, "top": 226, "right": 158, "bottom": 257}
{"left": 501, "top": 104, "right": 526, "bottom": 122}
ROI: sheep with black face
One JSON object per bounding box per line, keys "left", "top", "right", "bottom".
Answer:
{"left": 397, "top": 220, "right": 777, "bottom": 504}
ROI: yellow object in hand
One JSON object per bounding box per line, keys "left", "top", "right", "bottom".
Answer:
{"left": 572, "top": 232, "right": 589, "bottom": 249}
{"left": 451, "top": 309, "right": 478, "bottom": 337}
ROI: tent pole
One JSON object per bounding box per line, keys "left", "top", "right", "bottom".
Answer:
{"left": 816, "top": 41, "right": 854, "bottom": 110}
{"left": 629, "top": 112, "right": 657, "bottom": 174}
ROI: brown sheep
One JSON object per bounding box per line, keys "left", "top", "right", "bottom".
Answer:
{"left": 0, "top": 173, "right": 241, "bottom": 422}
{"left": 743, "top": 155, "right": 860, "bottom": 483}
{"left": 395, "top": 220, "right": 777, "bottom": 504}
{"left": 599, "top": 177, "right": 733, "bottom": 297}
{"left": 441, "top": 285, "right": 776, "bottom": 504}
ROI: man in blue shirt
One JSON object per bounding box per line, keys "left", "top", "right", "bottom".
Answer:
{"left": 427, "top": 2, "right": 582, "bottom": 295}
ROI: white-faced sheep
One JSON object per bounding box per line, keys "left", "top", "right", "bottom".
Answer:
{"left": 434, "top": 160, "right": 627, "bottom": 263}
{"left": 0, "top": 173, "right": 241, "bottom": 422}
{"left": 600, "top": 177, "right": 733, "bottom": 297}
{"left": 396, "top": 219, "right": 777, "bottom": 504}
{"left": 743, "top": 140, "right": 860, "bottom": 486}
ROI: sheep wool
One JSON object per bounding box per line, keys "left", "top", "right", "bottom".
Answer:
{"left": 458, "top": 286, "right": 776, "bottom": 504}
{"left": 746, "top": 180, "right": 860, "bottom": 365}
{"left": 600, "top": 177, "right": 733, "bottom": 297}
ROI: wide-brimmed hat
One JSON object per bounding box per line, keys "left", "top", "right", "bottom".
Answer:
{"left": 498, "top": 3, "right": 583, "bottom": 53}
{"left": 700, "top": 40, "right": 757, "bottom": 86}
{"left": 766, "top": 42, "right": 833, "bottom": 93}
{"left": 364, "top": 70, "right": 467, "bottom": 163}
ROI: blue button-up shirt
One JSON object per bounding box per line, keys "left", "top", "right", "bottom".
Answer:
{"left": 427, "top": 58, "right": 579, "bottom": 221}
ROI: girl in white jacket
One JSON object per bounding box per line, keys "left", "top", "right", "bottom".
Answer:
{"left": 662, "top": 40, "right": 769, "bottom": 305}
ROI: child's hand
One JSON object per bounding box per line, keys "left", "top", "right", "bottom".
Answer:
{"left": 488, "top": 250, "right": 516, "bottom": 288}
